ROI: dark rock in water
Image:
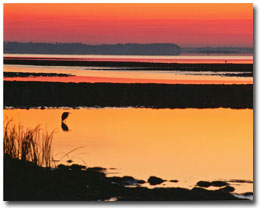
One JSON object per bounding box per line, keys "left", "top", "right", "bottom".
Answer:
{"left": 137, "top": 180, "right": 146, "bottom": 184}
{"left": 122, "top": 176, "right": 145, "bottom": 185}
{"left": 85, "top": 167, "right": 106, "bottom": 178}
{"left": 87, "top": 167, "right": 106, "bottom": 173}
{"left": 197, "top": 180, "right": 229, "bottom": 188}
{"left": 170, "top": 180, "right": 178, "bottom": 183}
{"left": 4, "top": 155, "right": 245, "bottom": 201}
{"left": 69, "top": 164, "right": 86, "bottom": 171}
{"left": 211, "top": 181, "right": 229, "bottom": 187}
{"left": 108, "top": 176, "right": 145, "bottom": 186}
{"left": 228, "top": 179, "right": 253, "bottom": 184}
{"left": 122, "top": 176, "right": 136, "bottom": 181}
{"left": 58, "top": 164, "right": 86, "bottom": 172}
{"left": 57, "top": 164, "right": 69, "bottom": 171}
{"left": 197, "top": 181, "right": 212, "bottom": 188}
{"left": 219, "top": 186, "right": 235, "bottom": 192}
{"left": 148, "top": 176, "right": 165, "bottom": 185}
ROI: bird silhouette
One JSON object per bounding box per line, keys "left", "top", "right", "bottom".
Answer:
{"left": 61, "top": 112, "right": 70, "bottom": 122}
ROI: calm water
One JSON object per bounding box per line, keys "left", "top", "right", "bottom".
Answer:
{"left": 4, "top": 53, "right": 253, "bottom": 64}
{"left": 3, "top": 53, "right": 254, "bottom": 196}
{"left": 4, "top": 108, "right": 253, "bottom": 194}
{"left": 4, "top": 64, "right": 252, "bottom": 85}
{"left": 4, "top": 53, "right": 253, "bottom": 84}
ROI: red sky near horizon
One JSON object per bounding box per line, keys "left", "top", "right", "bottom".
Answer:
{"left": 4, "top": 3, "right": 253, "bottom": 47}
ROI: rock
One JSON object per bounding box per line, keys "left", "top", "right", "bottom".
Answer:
{"left": 87, "top": 167, "right": 106, "bottom": 172}
{"left": 219, "top": 186, "right": 235, "bottom": 192}
{"left": 228, "top": 179, "right": 253, "bottom": 184}
{"left": 170, "top": 180, "right": 178, "bottom": 183}
{"left": 69, "top": 164, "right": 86, "bottom": 171}
{"left": 108, "top": 176, "right": 145, "bottom": 186}
{"left": 211, "top": 181, "right": 229, "bottom": 187}
{"left": 57, "top": 164, "right": 69, "bottom": 170}
{"left": 148, "top": 176, "right": 165, "bottom": 185}
{"left": 196, "top": 181, "right": 211, "bottom": 188}
{"left": 122, "top": 176, "right": 145, "bottom": 185}
{"left": 197, "top": 180, "right": 229, "bottom": 188}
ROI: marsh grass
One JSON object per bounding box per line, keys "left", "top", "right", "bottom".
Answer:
{"left": 4, "top": 119, "right": 55, "bottom": 168}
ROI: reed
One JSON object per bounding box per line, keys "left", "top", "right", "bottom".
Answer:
{"left": 4, "top": 119, "right": 55, "bottom": 168}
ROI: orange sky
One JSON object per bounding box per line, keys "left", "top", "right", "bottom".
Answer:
{"left": 4, "top": 3, "right": 253, "bottom": 47}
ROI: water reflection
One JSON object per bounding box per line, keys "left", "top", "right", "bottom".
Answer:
{"left": 4, "top": 53, "right": 253, "bottom": 64}
{"left": 4, "top": 65, "right": 253, "bottom": 85}
{"left": 4, "top": 108, "right": 253, "bottom": 193}
{"left": 61, "top": 122, "right": 69, "bottom": 132}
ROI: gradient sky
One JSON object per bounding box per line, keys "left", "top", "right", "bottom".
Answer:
{"left": 4, "top": 3, "right": 253, "bottom": 47}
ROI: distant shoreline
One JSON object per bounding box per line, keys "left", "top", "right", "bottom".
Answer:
{"left": 4, "top": 42, "right": 253, "bottom": 55}
{"left": 4, "top": 59, "right": 253, "bottom": 72}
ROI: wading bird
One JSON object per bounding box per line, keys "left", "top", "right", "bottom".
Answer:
{"left": 61, "top": 112, "right": 70, "bottom": 122}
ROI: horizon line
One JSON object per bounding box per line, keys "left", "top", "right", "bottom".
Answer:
{"left": 3, "top": 41, "right": 253, "bottom": 48}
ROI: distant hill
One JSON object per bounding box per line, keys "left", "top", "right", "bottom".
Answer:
{"left": 4, "top": 42, "right": 252, "bottom": 55}
{"left": 4, "top": 42, "right": 181, "bottom": 55}
{"left": 182, "top": 47, "right": 253, "bottom": 54}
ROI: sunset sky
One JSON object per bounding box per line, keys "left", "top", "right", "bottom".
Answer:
{"left": 4, "top": 3, "right": 253, "bottom": 47}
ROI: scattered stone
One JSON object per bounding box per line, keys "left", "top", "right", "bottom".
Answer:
{"left": 229, "top": 179, "right": 253, "bottom": 184}
{"left": 219, "top": 186, "right": 235, "bottom": 192}
{"left": 197, "top": 181, "right": 211, "bottom": 188}
{"left": 211, "top": 181, "right": 229, "bottom": 187}
{"left": 87, "top": 167, "right": 106, "bottom": 172}
{"left": 148, "top": 176, "right": 165, "bottom": 185}
{"left": 108, "top": 176, "right": 145, "bottom": 186}
{"left": 170, "top": 180, "right": 178, "bottom": 183}
{"left": 57, "top": 164, "right": 69, "bottom": 170}
{"left": 4, "top": 155, "right": 245, "bottom": 201}
{"left": 69, "top": 164, "right": 86, "bottom": 171}
{"left": 197, "top": 180, "right": 229, "bottom": 188}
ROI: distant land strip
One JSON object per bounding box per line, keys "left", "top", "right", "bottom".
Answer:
{"left": 4, "top": 42, "right": 181, "bottom": 55}
{"left": 4, "top": 42, "right": 253, "bottom": 55}
{"left": 4, "top": 81, "right": 253, "bottom": 109}
{"left": 4, "top": 59, "right": 253, "bottom": 72}
{"left": 4, "top": 72, "right": 74, "bottom": 78}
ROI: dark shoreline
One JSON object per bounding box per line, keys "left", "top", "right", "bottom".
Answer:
{"left": 4, "top": 81, "right": 253, "bottom": 109}
{"left": 4, "top": 155, "right": 246, "bottom": 201}
{"left": 4, "top": 59, "right": 253, "bottom": 72}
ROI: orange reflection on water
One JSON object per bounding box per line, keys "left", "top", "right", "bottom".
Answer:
{"left": 3, "top": 76, "right": 253, "bottom": 85}
{"left": 4, "top": 108, "right": 253, "bottom": 193}
{"left": 4, "top": 65, "right": 253, "bottom": 85}
{"left": 4, "top": 54, "right": 253, "bottom": 64}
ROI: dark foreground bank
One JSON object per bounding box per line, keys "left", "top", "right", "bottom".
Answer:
{"left": 4, "top": 59, "right": 253, "bottom": 72}
{"left": 4, "top": 155, "right": 244, "bottom": 201}
{"left": 4, "top": 81, "right": 253, "bottom": 109}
